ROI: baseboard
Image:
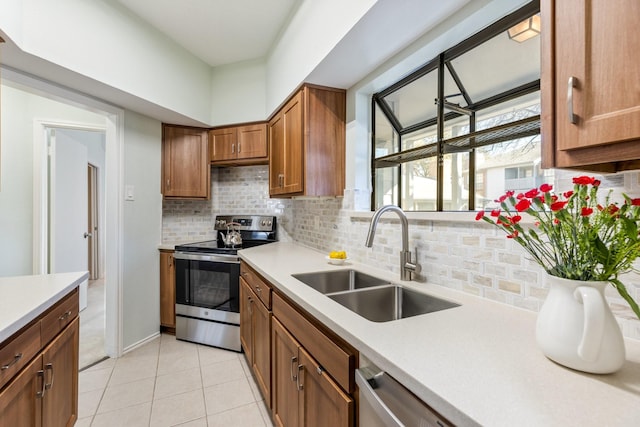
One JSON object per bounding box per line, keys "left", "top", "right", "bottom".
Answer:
{"left": 123, "top": 331, "right": 161, "bottom": 354}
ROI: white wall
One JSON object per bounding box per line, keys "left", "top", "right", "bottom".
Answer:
{"left": 266, "top": 0, "right": 377, "bottom": 112}
{"left": 0, "top": 83, "right": 106, "bottom": 276}
{"left": 210, "top": 59, "right": 267, "bottom": 125}
{"left": 1, "top": 0, "right": 212, "bottom": 124}
{"left": 122, "top": 110, "right": 162, "bottom": 348}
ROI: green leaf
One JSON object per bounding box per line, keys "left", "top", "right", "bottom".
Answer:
{"left": 611, "top": 278, "right": 640, "bottom": 321}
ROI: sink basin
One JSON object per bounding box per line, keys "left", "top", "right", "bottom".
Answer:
{"left": 292, "top": 269, "right": 390, "bottom": 294}
{"left": 328, "top": 285, "right": 460, "bottom": 322}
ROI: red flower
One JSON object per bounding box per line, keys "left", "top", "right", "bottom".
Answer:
{"left": 581, "top": 207, "right": 593, "bottom": 216}
{"left": 505, "top": 190, "right": 515, "bottom": 197}
{"left": 631, "top": 199, "right": 640, "bottom": 206}
{"left": 597, "top": 204, "right": 604, "bottom": 211}
{"left": 593, "top": 179, "right": 601, "bottom": 187}
{"left": 507, "top": 230, "right": 519, "bottom": 239}
{"left": 553, "top": 218, "right": 560, "bottom": 224}
{"left": 491, "top": 209, "right": 501, "bottom": 217}
{"left": 534, "top": 221, "right": 540, "bottom": 227}
{"left": 540, "top": 183, "right": 553, "bottom": 193}
{"left": 550, "top": 201, "right": 567, "bottom": 211}
{"left": 564, "top": 191, "right": 574, "bottom": 198}
{"left": 551, "top": 195, "right": 558, "bottom": 202}
{"left": 495, "top": 195, "right": 507, "bottom": 203}
{"left": 516, "top": 193, "right": 525, "bottom": 200}
{"left": 607, "top": 204, "right": 620, "bottom": 215}
{"left": 525, "top": 188, "right": 539, "bottom": 198}
{"left": 573, "top": 176, "right": 595, "bottom": 185}
{"left": 511, "top": 215, "right": 522, "bottom": 223}
{"left": 515, "top": 199, "right": 531, "bottom": 212}
{"left": 475, "top": 211, "right": 485, "bottom": 220}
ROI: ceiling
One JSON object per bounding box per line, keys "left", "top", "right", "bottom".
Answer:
{"left": 116, "top": 0, "right": 302, "bottom": 67}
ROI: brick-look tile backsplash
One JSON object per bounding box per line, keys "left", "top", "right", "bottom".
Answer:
{"left": 162, "top": 166, "right": 640, "bottom": 340}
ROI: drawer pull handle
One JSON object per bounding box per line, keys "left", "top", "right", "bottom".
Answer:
{"left": 36, "top": 370, "right": 46, "bottom": 398}
{"left": 255, "top": 286, "right": 262, "bottom": 294}
{"left": 58, "top": 310, "right": 72, "bottom": 321}
{"left": 1, "top": 353, "right": 23, "bottom": 370}
{"left": 45, "top": 363, "right": 55, "bottom": 390}
{"left": 290, "top": 356, "right": 298, "bottom": 382}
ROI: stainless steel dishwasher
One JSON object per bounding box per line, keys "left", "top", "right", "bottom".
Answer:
{"left": 356, "top": 367, "right": 452, "bottom": 427}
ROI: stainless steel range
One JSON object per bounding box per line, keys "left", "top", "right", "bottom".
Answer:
{"left": 174, "top": 215, "right": 277, "bottom": 351}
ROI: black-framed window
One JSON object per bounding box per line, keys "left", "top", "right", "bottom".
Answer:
{"left": 371, "top": 1, "right": 545, "bottom": 212}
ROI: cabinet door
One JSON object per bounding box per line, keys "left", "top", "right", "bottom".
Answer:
{"left": 239, "top": 278, "right": 253, "bottom": 362}
{"left": 162, "top": 126, "right": 210, "bottom": 199}
{"left": 281, "top": 90, "right": 304, "bottom": 195}
{"left": 159, "top": 250, "right": 176, "bottom": 330}
{"left": 42, "top": 317, "right": 79, "bottom": 427}
{"left": 297, "top": 347, "right": 353, "bottom": 427}
{"left": 237, "top": 124, "right": 268, "bottom": 161}
{"left": 551, "top": 0, "right": 640, "bottom": 152}
{"left": 0, "top": 354, "right": 43, "bottom": 427}
{"left": 252, "top": 294, "right": 272, "bottom": 405}
{"left": 269, "top": 112, "right": 286, "bottom": 195}
{"left": 209, "top": 127, "right": 237, "bottom": 162}
{"left": 272, "top": 319, "right": 300, "bottom": 427}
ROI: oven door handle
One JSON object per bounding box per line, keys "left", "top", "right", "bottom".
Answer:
{"left": 173, "top": 251, "right": 240, "bottom": 264}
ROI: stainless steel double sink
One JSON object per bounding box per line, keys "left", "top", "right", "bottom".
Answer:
{"left": 292, "top": 269, "right": 460, "bottom": 322}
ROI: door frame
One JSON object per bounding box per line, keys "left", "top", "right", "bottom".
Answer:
{"left": 5, "top": 67, "right": 125, "bottom": 359}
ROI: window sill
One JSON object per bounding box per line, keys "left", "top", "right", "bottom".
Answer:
{"left": 348, "top": 210, "right": 538, "bottom": 224}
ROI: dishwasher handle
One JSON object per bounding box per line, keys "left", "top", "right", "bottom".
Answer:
{"left": 356, "top": 369, "right": 404, "bottom": 427}
{"left": 356, "top": 368, "right": 451, "bottom": 427}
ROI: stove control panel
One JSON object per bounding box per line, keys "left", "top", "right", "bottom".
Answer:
{"left": 214, "top": 215, "right": 276, "bottom": 232}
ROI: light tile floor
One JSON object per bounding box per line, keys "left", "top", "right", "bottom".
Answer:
{"left": 77, "top": 334, "right": 274, "bottom": 427}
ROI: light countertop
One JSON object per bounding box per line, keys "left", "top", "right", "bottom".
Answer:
{"left": 239, "top": 242, "right": 640, "bottom": 426}
{"left": 0, "top": 272, "right": 88, "bottom": 342}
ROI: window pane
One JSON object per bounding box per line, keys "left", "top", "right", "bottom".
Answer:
{"left": 401, "top": 158, "right": 437, "bottom": 211}
{"left": 374, "top": 103, "right": 398, "bottom": 158}
{"left": 374, "top": 166, "right": 399, "bottom": 209}
{"left": 444, "top": 152, "right": 469, "bottom": 211}
{"left": 382, "top": 70, "right": 437, "bottom": 128}
{"left": 475, "top": 136, "right": 543, "bottom": 210}
{"left": 449, "top": 24, "right": 540, "bottom": 103}
{"left": 402, "top": 125, "right": 437, "bottom": 151}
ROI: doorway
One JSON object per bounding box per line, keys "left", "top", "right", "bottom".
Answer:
{"left": 47, "top": 126, "right": 107, "bottom": 368}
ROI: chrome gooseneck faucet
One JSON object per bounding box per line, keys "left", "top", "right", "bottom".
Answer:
{"left": 365, "top": 205, "right": 421, "bottom": 281}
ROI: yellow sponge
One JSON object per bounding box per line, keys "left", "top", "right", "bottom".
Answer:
{"left": 329, "top": 251, "right": 347, "bottom": 259}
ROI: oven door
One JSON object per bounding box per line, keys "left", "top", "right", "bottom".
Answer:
{"left": 174, "top": 252, "right": 240, "bottom": 314}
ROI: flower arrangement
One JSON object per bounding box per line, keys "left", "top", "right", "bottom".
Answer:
{"left": 476, "top": 176, "right": 640, "bottom": 320}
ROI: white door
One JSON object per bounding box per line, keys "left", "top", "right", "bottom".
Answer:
{"left": 50, "top": 129, "right": 89, "bottom": 310}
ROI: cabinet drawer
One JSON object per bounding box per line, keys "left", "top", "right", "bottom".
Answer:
{"left": 41, "top": 289, "right": 79, "bottom": 346}
{"left": 240, "top": 264, "right": 272, "bottom": 309}
{"left": 273, "top": 293, "right": 355, "bottom": 392}
{"left": 0, "top": 321, "right": 41, "bottom": 391}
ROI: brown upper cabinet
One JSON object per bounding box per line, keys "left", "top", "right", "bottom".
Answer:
{"left": 209, "top": 123, "right": 268, "bottom": 166}
{"left": 162, "top": 124, "right": 210, "bottom": 199}
{"left": 268, "top": 84, "right": 346, "bottom": 197}
{"left": 541, "top": 0, "right": 640, "bottom": 172}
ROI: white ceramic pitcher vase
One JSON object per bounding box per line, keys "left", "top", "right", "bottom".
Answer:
{"left": 536, "top": 274, "right": 625, "bottom": 374}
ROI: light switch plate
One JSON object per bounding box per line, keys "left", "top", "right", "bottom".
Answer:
{"left": 125, "top": 185, "right": 135, "bottom": 201}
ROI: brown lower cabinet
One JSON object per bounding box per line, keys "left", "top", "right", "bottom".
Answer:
{"left": 0, "top": 290, "right": 80, "bottom": 427}
{"left": 240, "top": 261, "right": 355, "bottom": 427}
{"left": 159, "top": 249, "right": 176, "bottom": 333}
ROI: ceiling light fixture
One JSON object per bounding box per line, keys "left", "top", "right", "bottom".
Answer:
{"left": 507, "top": 15, "right": 541, "bottom": 43}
